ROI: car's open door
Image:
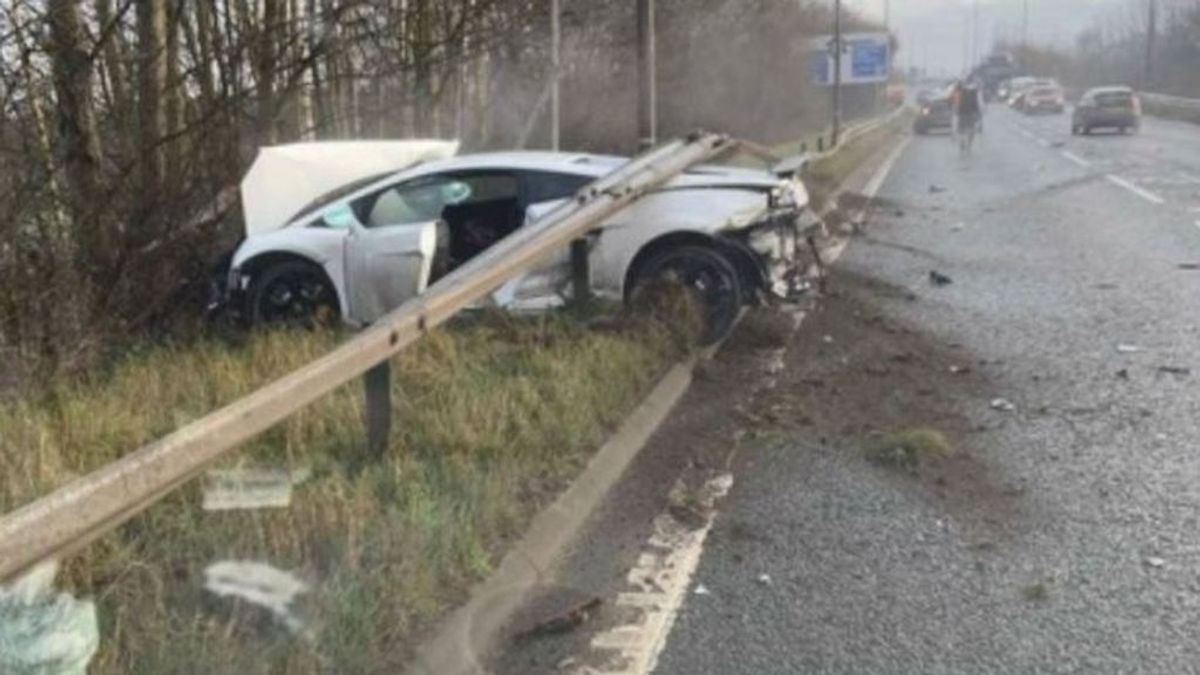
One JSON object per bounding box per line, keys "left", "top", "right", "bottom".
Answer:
{"left": 344, "top": 217, "right": 439, "bottom": 324}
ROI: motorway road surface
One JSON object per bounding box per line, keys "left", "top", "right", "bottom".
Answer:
{"left": 650, "top": 107, "right": 1200, "bottom": 673}
{"left": 492, "top": 106, "right": 1200, "bottom": 674}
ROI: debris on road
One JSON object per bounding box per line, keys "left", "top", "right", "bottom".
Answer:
{"left": 1157, "top": 365, "right": 1191, "bottom": 376}
{"left": 929, "top": 184, "right": 947, "bottom": 194}
{"left": 1116, "top": 344, "right": 1143, "bottom": 354}
{"left": 949, "top": 365, "right": 971, "bottom": 375}
{"left": 1144, "top": 556, "right": 1166, "bottom": 569}
{"left": 1022, "top": 582, "right": 1050, "bottom": 602}
{"left": 1115, "top": 368, "right": 1130, "bottom": 380}
{"left": 950, "top": 222, "right": 965, "bottom": 232}
{"left": 1051, "top": 140, "right": 1066, "bottom": 148}
{"left": 1178, "top": 262, "right": 1200, "bottom": 270}
{"left": 693, "top": 584, "right": 711, "bottom": 596}
{"left": 929, "top": 270, "right": 953, "bottom": 286}
{"left": 512, "top": 597, "right": 603, "bottom": 642}
{"left": 756, "top": 574, "right": 773, "bottom": 586}
{"left": 990, "top": 398, "right": 1016, "bottom": 412}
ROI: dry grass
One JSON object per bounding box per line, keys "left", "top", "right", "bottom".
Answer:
{"left": 0, "top": 308, "right": 689, "bottom": 673}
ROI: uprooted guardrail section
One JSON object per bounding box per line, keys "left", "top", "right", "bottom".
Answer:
{"left": 0, "top": 133, "right": 734, "bottom": 585}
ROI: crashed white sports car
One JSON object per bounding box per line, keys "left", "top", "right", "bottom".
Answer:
{"left": 224, "top": 140, "right": 812, "bottom": 342}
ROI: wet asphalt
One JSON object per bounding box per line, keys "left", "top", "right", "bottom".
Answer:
{"left": 652, "top": 106, "right": 1200, "bottom": 674}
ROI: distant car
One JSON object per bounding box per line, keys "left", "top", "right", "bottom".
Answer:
{"left": 1009, "top": 77, "right": 1057, "bottom": 111}
{"left": 1005, "top": 76, "right": 1039, "bottom": 107}
{"left": 1072, "top": 86, "right": 1141, "bottom": 135}
{"left": 222, "top": 142, "right": 813, "bottom": 344}
{"left": 913, "top": 96, "right": 954, "bottom": 135}
{"left": 1023, "top": 85, "right": 1065, "bottom": 115}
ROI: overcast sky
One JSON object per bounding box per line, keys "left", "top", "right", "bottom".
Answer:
{"left": 843, "top": 0, "right": 1126, "bottom": 76}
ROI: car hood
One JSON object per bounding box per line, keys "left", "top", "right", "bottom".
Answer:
{"left": 240, "top": 140, "right": 459, "bottom": 236}
{"left": 671, "top": 165, "right": 785, "bottom": 190}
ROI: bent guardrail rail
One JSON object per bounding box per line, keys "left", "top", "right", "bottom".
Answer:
{"left": 0, "top": 133, "right": 731, "bottom": 584}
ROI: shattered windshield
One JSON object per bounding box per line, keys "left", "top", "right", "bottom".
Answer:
{"left": 4, "top": 1, "right": 1200, "bottom": 674}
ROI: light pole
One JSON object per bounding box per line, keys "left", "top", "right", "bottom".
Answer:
{"left": 1145, "top": 0, "right": 1157, "bottom": 90}
{"left": 551, "top": 0, "right": 561, "bottom": 150}
{"left": 636, "top": 0, "right": 656, "bottom": 150}
{"left": 1021, "top": 0, "right": 1029, "bottom": 64}
{"left": 831, "top": 0, "right": 842, "bottom": 145}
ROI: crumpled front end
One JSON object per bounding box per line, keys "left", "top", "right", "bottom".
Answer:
{"left": 722, "top": 177, "right": 819, "bottom": 301}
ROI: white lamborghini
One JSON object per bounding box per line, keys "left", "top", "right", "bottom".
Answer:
{"left": 222, "top": 140, "right": 813, "bottom": 343}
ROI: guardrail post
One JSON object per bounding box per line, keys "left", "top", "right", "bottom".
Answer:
{"left": 364, "top": 361, "right": 391, "bottom": 457}
{"left": 570, "top": 238, "right": 592, "bottom": 309}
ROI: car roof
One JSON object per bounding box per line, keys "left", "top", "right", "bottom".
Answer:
{"left": 1086, "top": 86, "right": 1133, "bottom": 95}
{"left": 415, "top": 151, "right": 628, "bottom": 177}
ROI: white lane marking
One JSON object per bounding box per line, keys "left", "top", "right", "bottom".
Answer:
{"left": 1061, "top": 151, "right": 1091, "bottom": 167}
{"left": 582, "top": 474, "right": 733, "bottom": 674}
{"left": 863, "top": 136, "right": 912, "bottom": 199}
{"left": 1106, "top": 174, "right": 1165, "bottom": 205}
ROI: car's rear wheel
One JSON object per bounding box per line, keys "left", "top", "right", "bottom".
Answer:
{"left": 246, "top": 261, "right": 340, "bottom": 327}
{"left": 632, "top": 245, "right": 743, "bottom": 346}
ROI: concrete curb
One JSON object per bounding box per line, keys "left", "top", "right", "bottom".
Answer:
{"left": 407, "top": 358, "right": 696, "bottom": 675}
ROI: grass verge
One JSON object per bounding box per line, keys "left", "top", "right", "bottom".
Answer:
{"left": 0, "top": 307, "right": 692, "bottom": 673}
{"left": 801, "top": 109, "right": 914, "bottom": 212}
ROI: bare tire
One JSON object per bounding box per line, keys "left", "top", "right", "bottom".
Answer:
{"left": 632, "top": 245, "right": 743, "bottom": 346}
{"left": 246, "top": 261, "right": 339, "bottom": 327}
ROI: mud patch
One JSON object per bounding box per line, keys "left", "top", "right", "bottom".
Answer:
{"left": 754, "top": 268, "right": 1025, "bottom": 540}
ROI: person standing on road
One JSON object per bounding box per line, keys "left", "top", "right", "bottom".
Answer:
{"left": 951, "top": 79, "right": 984, "bottom": 139}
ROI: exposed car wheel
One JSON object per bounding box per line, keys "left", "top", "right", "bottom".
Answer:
{"left": 246, "top": 261, "right": 340, "bottom": 327}
{"left": 633, "top": 245, "right": 743, "bottom": 346}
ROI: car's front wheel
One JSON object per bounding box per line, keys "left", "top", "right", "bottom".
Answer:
{"left": 632, "top": 245, "right": 743, "bottom": 346}
{"left": 246, "top": 261, "right": 340, "bottom": 327}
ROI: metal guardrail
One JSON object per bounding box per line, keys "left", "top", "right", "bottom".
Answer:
{"left": 1139, "top": 91, "right": 1200, "bottom": 113}
{"left": 0, "top": 133, "right": 731, "bottom": 583}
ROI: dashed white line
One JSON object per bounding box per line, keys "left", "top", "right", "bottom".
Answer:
{"left": 1106, "top": 174, "right": 1165, "bottom": 205}
{"left": 1061, "top": 151, "right": 1090, "bottom": 167}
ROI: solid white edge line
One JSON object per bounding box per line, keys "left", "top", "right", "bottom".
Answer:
{"left": 1061, "top": 151, "right": 1090, "bottom": 167}
{"left": 864, "top": 136, "right": 912, "bottom": 199}
{"left": 1106, "top": 174, "right": 1165, "bottom": 205}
